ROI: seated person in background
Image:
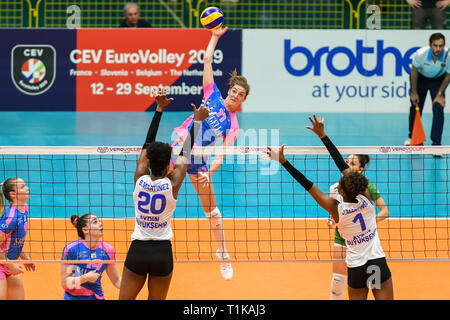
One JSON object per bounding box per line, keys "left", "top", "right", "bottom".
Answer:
{"left": 119, "top": 2, "right": 152, "bottom": 28}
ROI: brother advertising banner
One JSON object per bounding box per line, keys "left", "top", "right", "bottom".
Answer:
{"left": 243, "top": 29, "right": 449, "bottom": 113}
{"left": 0, "top": 28, "right": 242, "bottom": 111}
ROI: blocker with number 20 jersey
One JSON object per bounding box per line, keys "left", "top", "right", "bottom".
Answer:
{"left": 132, "top": 175, "right": 177, "bottom": 241}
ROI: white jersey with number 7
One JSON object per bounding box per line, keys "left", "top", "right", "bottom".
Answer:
{"left": 337, "top": 194, "right": 385, "bottom": 268}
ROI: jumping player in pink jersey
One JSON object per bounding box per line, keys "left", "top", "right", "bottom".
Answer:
{"left": 60, "top": 213, "right": 121, "bottom": 300}
{"left": 171, "top": 27, "right": 250, "bottom": 280}
{"left": 0, "top": 177, "right": 35, "bottom": 300}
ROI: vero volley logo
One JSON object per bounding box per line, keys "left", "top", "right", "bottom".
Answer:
{"left": 97, "top": 147, "right": 141, "bottom": 154}
{"left": 284, "top": 39, "right": 420, "bottom": 77}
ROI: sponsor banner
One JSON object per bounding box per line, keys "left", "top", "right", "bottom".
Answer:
{"left": 75, "top": 28, "right": 241, "bottom": 111}
{"left": 242, "top": 29, "right": 449, "bottom": 113}
{"left": 0, "top": 29, "right": 76, "bottom": 111}
{"left": 0, "top": 29, "right": 241, "bottom": 111}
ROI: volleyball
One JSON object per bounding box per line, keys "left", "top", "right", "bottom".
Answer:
{"left": 200, "top": 7, "right": 224, "bottom": 30}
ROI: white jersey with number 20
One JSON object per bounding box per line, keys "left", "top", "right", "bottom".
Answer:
{"left": 337, "top": 194, "right": 385, "bottom": 268}
{"left": 132, "top": 175, "right": 177, "bottom": 241}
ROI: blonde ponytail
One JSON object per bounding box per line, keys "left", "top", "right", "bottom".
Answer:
{"left": 0, "top": 178, "right": 20, "bottom": 215}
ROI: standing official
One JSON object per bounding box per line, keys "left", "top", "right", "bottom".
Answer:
{"left": 405, "top": 33, "right": 450, "bottom": 155}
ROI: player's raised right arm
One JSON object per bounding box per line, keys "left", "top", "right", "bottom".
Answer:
{"left": 203, "top": 27, "right": 228, "bottom": 87}
{"left": 305, "top": 114, "right": 350, "bottom": 174}
{"left": 266, "top": 145, "right": 340, "bottom": 222}
{"left": 135, "top": 89, "right": 174, "bottom": 184}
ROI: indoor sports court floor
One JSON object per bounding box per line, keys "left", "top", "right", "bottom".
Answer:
{"left": 1, "top": 111, "right": 450, "bottom": 300}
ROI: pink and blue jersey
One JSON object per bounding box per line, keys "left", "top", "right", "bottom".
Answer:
{"left": 173, "top": 81, "right": 240, "bottom": 174}
{"left": 0, "top": 205, "right": 28, "bottom": 260}
{"left": 174, "top": 81, "right": 240, "bottom": 146}
{"left": 61, "top": 239, "right": 116, "bottom": 300}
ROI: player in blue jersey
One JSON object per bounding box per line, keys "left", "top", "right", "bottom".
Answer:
{"left": 0, "top": 177, "right": 35, "bottom": 300}
{"left": 60, "top": 213, "right": 121, "bottom": 300}
{"left": 171, "top": 27, "right": 250, "bottom": 280}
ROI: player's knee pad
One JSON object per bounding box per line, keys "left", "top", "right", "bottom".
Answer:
{"left": 331, "top": 273, "right": 347, "bottom": 295}
{"left": 205, "top": 207, "right": 222, "bottom": 228}
{"left": 205, "top": 207, "right": 221, "bottom": 219}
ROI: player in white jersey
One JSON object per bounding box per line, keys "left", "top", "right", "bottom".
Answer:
{"left": 118, "top": 89, "right": 209, "bottom": 300}
{"left": 327, "top": 154, "right": 389, "bottom": 300}
{"left": 131, "top": 172, "right": 177, "bottom": 241}
{"left": 265, "top": 114, "right": 393, "bottom": 300}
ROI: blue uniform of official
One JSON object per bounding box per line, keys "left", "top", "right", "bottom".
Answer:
{"left": 408, "top": 45, "right": 450, "bottom": 146}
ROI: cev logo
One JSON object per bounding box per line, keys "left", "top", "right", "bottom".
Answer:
{"left": 284, "top": 39, "right": 420, "bottom": 77}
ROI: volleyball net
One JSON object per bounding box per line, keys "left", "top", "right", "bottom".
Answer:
{"left": 1, "top": 145, "right": 449, "bottom": 263}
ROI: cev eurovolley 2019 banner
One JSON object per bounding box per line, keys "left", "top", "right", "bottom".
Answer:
{"left": 242, "top": 29, "right": 450, "bottom": 114}
{"left": 0, "top": 28, "right": 242, "bottom": 111}
{"left": 3, "top": 29, "right": 448, "bottom": 114}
